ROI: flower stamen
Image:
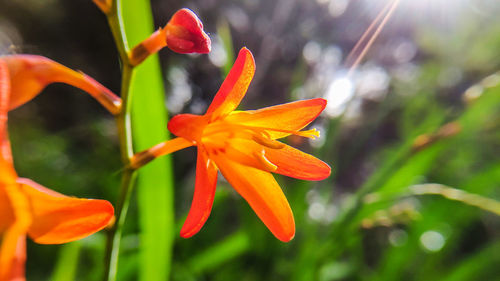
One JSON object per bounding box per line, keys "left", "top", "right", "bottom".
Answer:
{"left": 252, "top": 150, "right": 278, "bottom": 172}
{"left": 293, "top": 128, "right": 320, "bottom": 139}
{"left": 252, "top": 133, "right": 285, "bottom": 149}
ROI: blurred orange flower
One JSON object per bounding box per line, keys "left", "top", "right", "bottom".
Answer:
{"left": 132, "top": 48, "right": 331, "bottom": 242}
{"left": 0, "top": 59, "right": 114, "bottom": 281}
{"left": 2, "top": 55, "right": 121, "bottom": 114}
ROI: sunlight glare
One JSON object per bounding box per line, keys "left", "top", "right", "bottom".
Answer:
{"left": 325, "top": 77, "right": 354, "bottom": 117}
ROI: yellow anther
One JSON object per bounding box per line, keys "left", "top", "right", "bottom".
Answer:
{"left": 295, "top": 128, "right": 320, "bottom": 139}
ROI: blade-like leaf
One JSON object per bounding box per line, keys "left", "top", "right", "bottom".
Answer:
{"left": 122, "top": 1, "right": 174, "bottom": 280}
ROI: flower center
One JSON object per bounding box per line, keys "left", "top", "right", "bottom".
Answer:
{"left": 200, "top": 120, "right": 319, "bottom": 172}
{"left": 203, "top": 121, "right": 319, "bottom": 143}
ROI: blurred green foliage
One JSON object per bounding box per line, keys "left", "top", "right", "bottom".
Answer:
{"left": 1, "top": 0, "right": 500, "bottom": 280}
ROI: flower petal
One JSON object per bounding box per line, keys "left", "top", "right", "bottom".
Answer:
{"left": 264, "top": 144, "right": 331, "bottom": 180}
{"left": 9, "top": 236, "right": 26, "bottom": 281}
{"left": 3, "top": 55, "right": 121, "bottom": 114}
{"left": 212, "top": 155, "right": 295, "bottom": 242}
{"left": 167, "top": 114, "right": 209, "bottom": 142}
{"left": 0, "top": 184, "right": 31, "bottom": 281}
{"left": 180, "top": 148, "right": 218, "bottom": 238}
{"left": 0, "top": 232, "right": 26, "bottom": 281}
{"left": 0, "top": 58, "right": 9, "bottom": 118}
{"left": 0, "top": 59, "right": 14, "bottom": 166}
{"left": 225, "top": 98, "right": 327, "bottom": 139}
{"left": 206, "top": 48, "right": 255, "bottom": 119}
{"left": 0, "top": 187, "right": 15, "bottom": 233}
{"left": 17, "top": 178, "right": 114, "bottom": 244}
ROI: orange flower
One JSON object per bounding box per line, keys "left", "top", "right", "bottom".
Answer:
{"left": 129, "top": 8, "right": 211, "bottom": 65}
{"left": 0, "top": 59, "right": 114, "bottom": 281}
{"left": 1, "top": 55, "right": 121, "bottom": 114}
{"left": 131, "top": 48, "right": 331, "bottom": 242}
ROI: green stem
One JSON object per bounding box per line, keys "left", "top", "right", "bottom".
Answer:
{"left": 102, "top": 1, "right": 137, "bottom": 280}
{"left": 104, "top": 65, "right": 136, "bottom": 281}
{"left": 106, "top": 0, "right": 130, "bottom": 66}
{"left": 116, "top": 65, "right": 135, "bottom": 161}
{"left": 104, "top": 168, "right": 137, "bottom": 281}
{"left": 101, "top": 0, "right": 175, "bottom": 279}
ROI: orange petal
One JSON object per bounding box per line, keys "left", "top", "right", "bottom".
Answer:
{"left": 180, "top": 148, "right": 218, "bottom": 238}
{"left": 3, "top": 55, "right": 121, "bottom": 114}
{"left": 0, "top": 59, "right": 14, "bottom": 166}
{"left": 264, "top": 144, "right": 331, "bottom": 180}
{"left": 0, "top": 233, "right": 26, "bottom": 281}
{"left": 167, "top": 114, "right": 209, "bottom": 142}
{"left": 0, "top": 184, "right": 31, "bottom": 281}
{"left": 226, "top": 98, "right": 327, "bottom": 139}
{"left": 205, "top": 48, "right": 255, "bottom": 119}
{"left": 0, "top": 187, "right": 14, "bottom": 234}
{"left": 7, "top": 235, "right": 26, "bottom": 281}
{"left": 9, "top": 236, "right": 26, "bottom": 281}
{"left": 212, "top": 155, "right": 295, "bottom": 242}
{"left": 0, "top": 58, "right": 9, "bottom": 120}
{"left": 17, "top": 178, "right": 114, "bottom": 244}
{"left": 0, "top": 63, "right": 26, "bottom": 280}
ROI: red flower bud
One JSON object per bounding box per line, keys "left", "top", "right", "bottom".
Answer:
{"left": 129, "top": 8, "right": 211, "bottom": 66}
{"left": 165, "top": 8, "right": 211, "bottom": 54}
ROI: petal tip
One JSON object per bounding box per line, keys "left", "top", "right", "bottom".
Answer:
{"left": 312, "top": 98, "right": 327, "bottom": 112}
{"left": 179, "top": 229, "right": 196, "bottom": 239}
{"left": 103, "top": 200, "right": 116, "bottom": 218}
{"left": 179, "top": 221, "right": 203, "bottom": 238}
{"left": 179, "top": 214, "right": 206, "bottom": 239}
{"left": 318, "top": 97, "right": 327, "bottom": 107}
{"left": 239, "top": 47, "right": 255, "bottom": 65}
{"left": 310, "top": 162, "right": 332, "bottom": 181}
{"left": 277, "top": 229, "right": 295, "bottom": 242}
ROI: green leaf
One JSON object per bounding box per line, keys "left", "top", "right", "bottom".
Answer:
{"left": 50, "top": 242, "right": 81, "bottom": 281}
{"left": 121, "top": 1, "right": 174, "bottom": 280}
{"left": 186, "top": 231, "right": 250, "bottom": 274}
{"left": 216, "top": 20, "right": 235, "bottom": 76}
{"left": 440, "top": 240, "right": 500, "bottom": 281}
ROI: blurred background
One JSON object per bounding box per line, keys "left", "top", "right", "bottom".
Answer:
{"left": 1, "top": 0, "right": 500, "bottom": 280}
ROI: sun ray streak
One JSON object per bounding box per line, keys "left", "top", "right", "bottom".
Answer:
{"left": 345, "top": 0, "right": 401, "bottom": 76}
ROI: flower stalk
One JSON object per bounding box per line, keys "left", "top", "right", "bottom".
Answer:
{"left": 100, "top": 1, "right": 137, "bottom": 280}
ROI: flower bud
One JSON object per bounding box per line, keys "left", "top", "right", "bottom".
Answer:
{"left": 165, "top": 8, "right": 211, "bottom": 54}
{"left": 129, "top": 8, "right": 210, "bottom": 65}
